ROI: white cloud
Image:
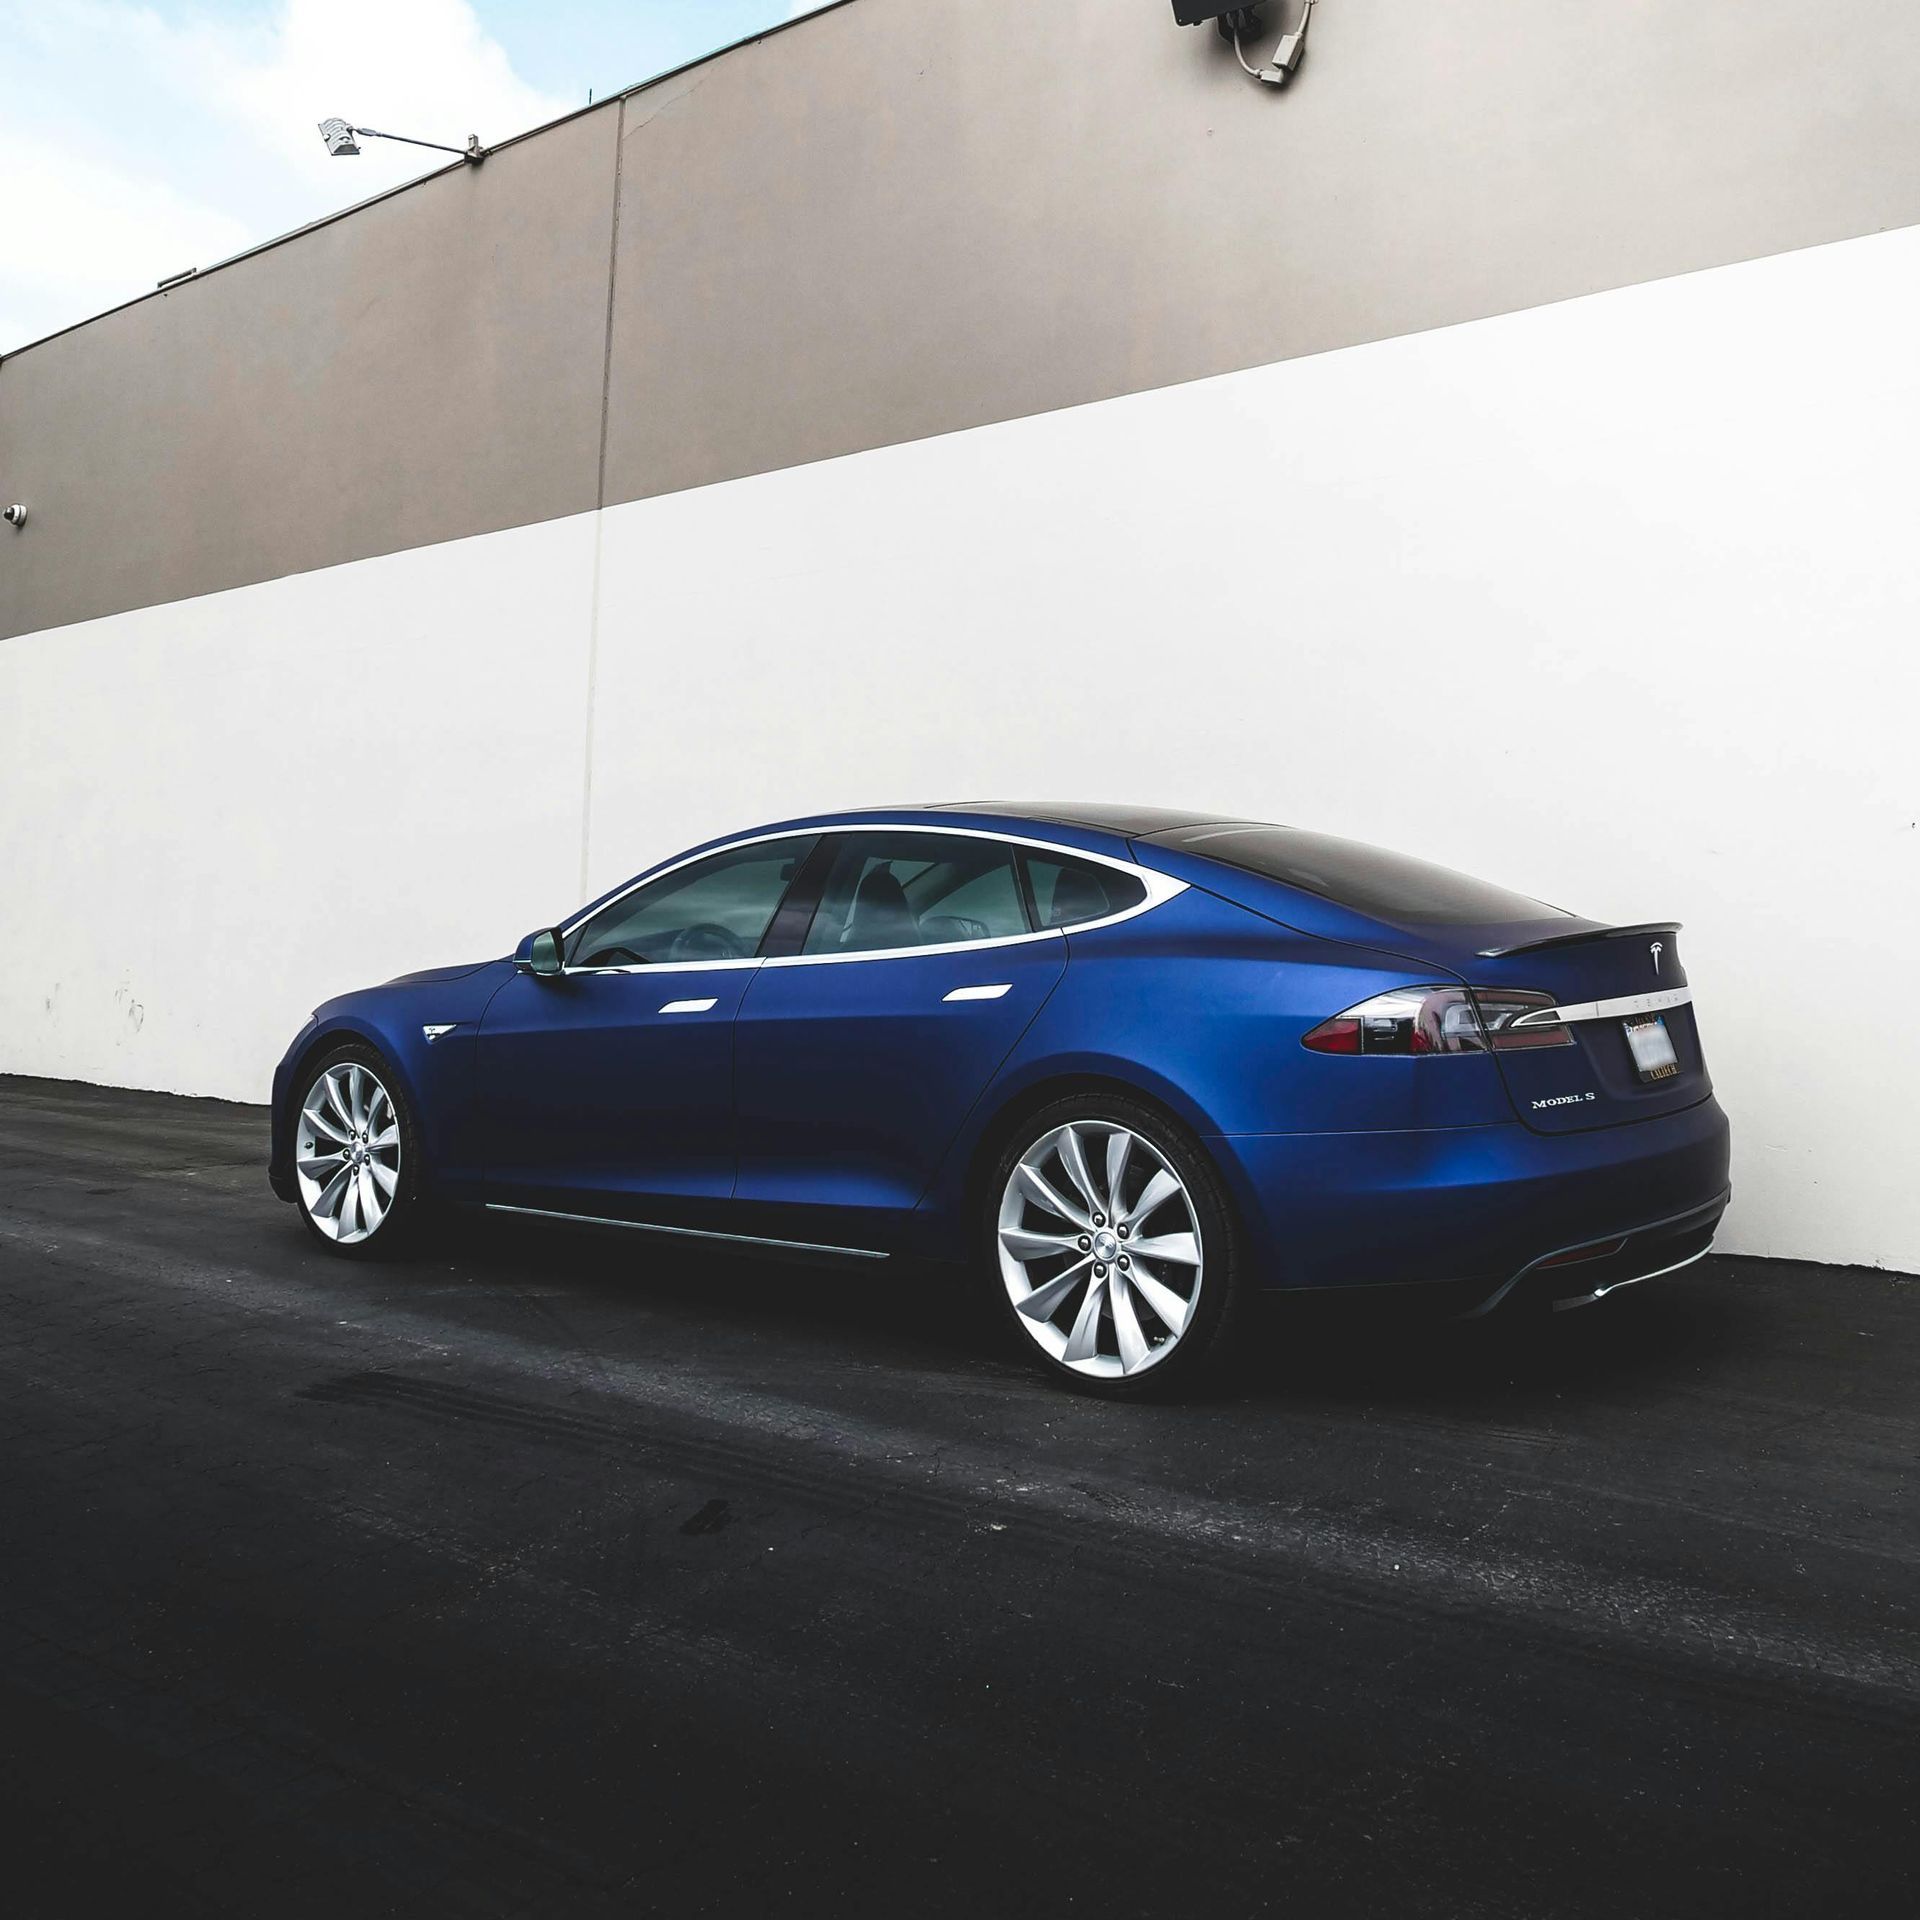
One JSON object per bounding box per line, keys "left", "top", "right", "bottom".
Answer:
{"left": 0, "top": 0, "right": 571, "bottom": 352}
{"left": 195, "top": 0, "right": 568, "bottom": 195}
{"left": 0, "top": 125, "right": 253, "bottom": 346}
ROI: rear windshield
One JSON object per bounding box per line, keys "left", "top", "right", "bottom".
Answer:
{"left": 1150, "top": 824, "right": 1567, "bottom": 927}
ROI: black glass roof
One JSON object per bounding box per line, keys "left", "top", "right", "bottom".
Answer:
{"left": 935, "top": 802, "right": 1252, "bottom": 836}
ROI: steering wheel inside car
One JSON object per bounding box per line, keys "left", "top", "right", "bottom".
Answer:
{"left": 664, "top": 922, "right": 747, "bottom": 962}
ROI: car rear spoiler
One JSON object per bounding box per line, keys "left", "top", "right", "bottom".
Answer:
{"left": 1477, "top": 921, "right": 1681, "bottom": 959}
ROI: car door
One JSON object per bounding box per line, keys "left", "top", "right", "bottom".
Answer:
{"left": 732, "top": 829, "right": 1068, "bottom": 1243}
{"left": 476, "top": 834, "right": 816, "bottom": 1217}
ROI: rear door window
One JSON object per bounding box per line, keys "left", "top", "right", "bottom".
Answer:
{"left": 800, "top": 833, "right": 1031, "bottom": 956}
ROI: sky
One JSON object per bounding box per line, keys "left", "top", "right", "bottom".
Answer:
{"left": 0, "top": 0, "right": 831, "bottom": 352}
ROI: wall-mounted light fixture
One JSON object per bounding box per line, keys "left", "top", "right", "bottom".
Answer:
{"left": 1172, "top": 1, "right": 1261, "bottom": 27}
{"left": 318, "top": 118, "right": 485, "bottom": 163}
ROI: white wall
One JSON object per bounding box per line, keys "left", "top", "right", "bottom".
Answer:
{"left": 4, "top": 228, "right": 1916, "bottom": 1270}
{"left": 0, "top": 513, "right": 598, "bottom": 1100}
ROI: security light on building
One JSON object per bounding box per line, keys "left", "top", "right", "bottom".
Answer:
{"left": 317, "top": 118, "right": 484, "bottom": 162}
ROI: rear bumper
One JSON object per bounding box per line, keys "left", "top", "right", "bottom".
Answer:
{"left": 1207, "top": 1095, "right": 1731, "bottom": 1294}
{"left": 1462, "top": 1191, "right": 1726, "bottom": 1316}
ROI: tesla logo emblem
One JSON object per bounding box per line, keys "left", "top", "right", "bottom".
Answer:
{"left": 1650, "top": 941, "right": 1664, "bottom": 975}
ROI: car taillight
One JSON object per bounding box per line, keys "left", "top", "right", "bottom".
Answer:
{"left": 1302, "top": 986, "right": 1572, "bottom": 1055}
{"left": 1470, "top": 987, "right": 1576, "bottom": 1051}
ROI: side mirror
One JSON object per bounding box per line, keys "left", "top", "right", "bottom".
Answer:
{"left": 518, "top": 928, "right": 565, "bottom": 979}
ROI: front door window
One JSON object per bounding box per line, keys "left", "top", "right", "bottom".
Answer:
{"left": 568, "top": 836, "right": 816, "bottom": 968}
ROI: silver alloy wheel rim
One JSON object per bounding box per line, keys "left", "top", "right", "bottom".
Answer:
{"left": 295, "top": 1061, "right": 401, "bottom": 1245}
{"left": 996, "top": 1121, "right": 1204, "bottom": 1379}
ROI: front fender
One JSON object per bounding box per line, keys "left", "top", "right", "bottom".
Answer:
{"left": 268, "top": 960, "right": 515, "bottom": 1201}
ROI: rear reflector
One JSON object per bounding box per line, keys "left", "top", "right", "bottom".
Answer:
{"left": 1302, "top": 986, "right": 1574, "bottom": 1056}
{"left": 1539, "top": 1237, "right": 1628, "bottom": 1269}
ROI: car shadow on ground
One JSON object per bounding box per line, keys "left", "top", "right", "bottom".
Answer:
{"left": 382, "top": 1205, "right": 1753, "bottom": 1420}
{"left": 1234, "top": 1278, "right": 1749, "bottom": 1412}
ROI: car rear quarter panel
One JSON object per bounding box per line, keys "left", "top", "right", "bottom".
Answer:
{"left": 1013, "top": 886, "right": 1517, "bottom": 1136}
{"left": 920, "top": 884, "right": 1521, "bottom": 1241}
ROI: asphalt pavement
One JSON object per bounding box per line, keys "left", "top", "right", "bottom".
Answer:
{"left": 1, "top": 1075, "right": 1914, "bottom": 1917}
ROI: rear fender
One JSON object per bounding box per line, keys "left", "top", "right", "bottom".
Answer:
{"left": 914, "top": 887, "right": 1515, "bottom": 1240}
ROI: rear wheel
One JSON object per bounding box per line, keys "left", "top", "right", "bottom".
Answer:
{"left": 293, "top": 1043, "right": 422, "bottom": 1257}
{"left": 986, "top": 1094, "right": 1242, "bottom": 1397}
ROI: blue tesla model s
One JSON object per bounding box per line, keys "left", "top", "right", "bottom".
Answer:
{"left": 269, "top": 804, "right": 1730, "bottom": 1394}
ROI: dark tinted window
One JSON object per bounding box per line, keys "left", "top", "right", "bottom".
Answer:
{"left": 1152, "top": 825, "right": 1564, "bottom": 926}
{"left": 802, "top": 832, "right": 1030, "bottom": 955}
{"left": 1024, "top": 853, "right": 1148, "bottom": 929}
{"left": 568, "top": 836, "right": 814, "bottom": 966}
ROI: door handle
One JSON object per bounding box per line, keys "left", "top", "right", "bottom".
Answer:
{"left": 943, "top": 984, "right": 1012, "bottom": 1003}
{"left": 659, "top": 997, "right": 719, "bottom": 1014}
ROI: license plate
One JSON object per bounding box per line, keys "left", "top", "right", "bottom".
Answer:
{"left": 1623, "top": 1013, "right": 1679, "bottom": 1082}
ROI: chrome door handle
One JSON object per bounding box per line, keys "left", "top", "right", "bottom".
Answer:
{"left": 658, "top": 997, "right": 719, "bottom": 1014}
{"left": 943, "top": 984, "right": 1012, "bottom": 1003}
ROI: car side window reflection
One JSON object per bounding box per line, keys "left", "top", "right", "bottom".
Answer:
{"left": 801, "top": 834, "right": 1030, "bottom": 956}
{"left": 567, "top": 837, "right": 816, "bottom": 968}
{"left": 1023, "top": 853, "right": 1147, "bottom": 929}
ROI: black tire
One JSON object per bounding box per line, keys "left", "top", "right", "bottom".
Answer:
{"left": 291, "top": 1040, "right": 426, "bottom": 1259}
{"left": 982, "top": 1093, "right": 1244, "bottom": 1399}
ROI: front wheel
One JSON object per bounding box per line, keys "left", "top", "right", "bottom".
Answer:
{"left": 985, "top": 1095, "right": 1243, "bottom": 1397}
{"left": 293, "top": 1043, "right": 422, "bottom": 1257}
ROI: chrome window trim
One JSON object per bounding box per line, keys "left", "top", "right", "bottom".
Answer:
{"left": 769, "top": 926, "right": 1073, "bottom": 969}
{"left": 1506, "top": 985, "right": 1693, "bottom": 1028}
{"left": 564, "top": 956, "right": 764, "bottom": 976}
{"left": 559, "top": 822, "right": 1186, "bottom": 976}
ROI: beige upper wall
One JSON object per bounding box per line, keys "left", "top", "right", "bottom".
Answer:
{"left": 604, "top": 0, "right": 1920, "bottom": 501}
{"left": 0, "top": 108, "right": 620, "bottom": 640}
{"left": 5, "top": 0, "right": 1919, "bottom": 638}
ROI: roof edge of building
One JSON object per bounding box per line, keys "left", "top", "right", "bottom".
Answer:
{"left": 0, "top": 0, "right": 860, "bottom": 368}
